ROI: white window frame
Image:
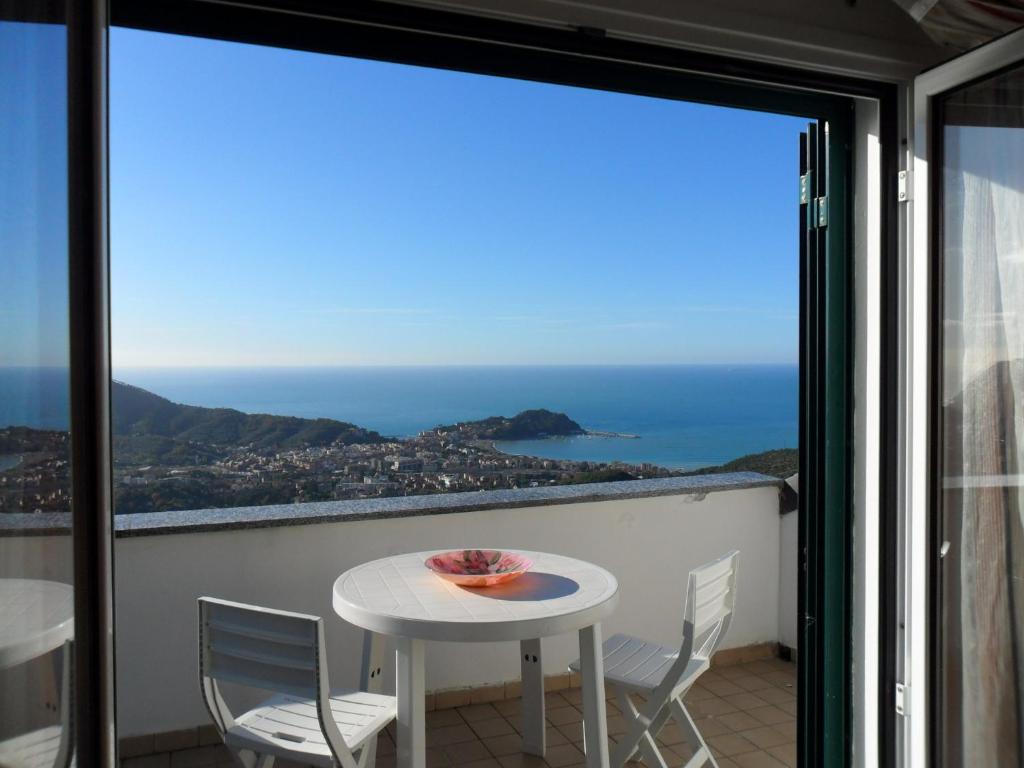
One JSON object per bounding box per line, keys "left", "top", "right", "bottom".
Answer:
{"left": 901, "top": 25, "right": 1024, "bottom": 768}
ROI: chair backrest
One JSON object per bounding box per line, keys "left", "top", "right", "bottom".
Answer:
{"left": 199, "top": 596, "right": 324, "bottom": 699}
{"left": 197, "top": 597, "right": 356, "bottom": 768}
{"left": 682, "top": 549, "right": 740, "bottom": 663}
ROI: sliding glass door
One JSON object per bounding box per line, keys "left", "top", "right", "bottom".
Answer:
{"left": 0, "top": 3, "right": 75, "bottom": 763}
{"left": 911, "top": 25, "right": 1024, "bottom": 768}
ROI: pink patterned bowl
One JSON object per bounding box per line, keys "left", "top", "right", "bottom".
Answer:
{"left": 425, "top": 549, "right": 534, "bottom": 587}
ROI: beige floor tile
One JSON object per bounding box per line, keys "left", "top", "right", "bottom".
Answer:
{"left": 767, "top": 742, "right": 797, "bottom": 768}
{"left": 494, "top": 698, "right": 522, "bottom": 717}
{"left": 533, "top": 726, "right": 565, "bottom": 746}
{"left": 717, "top": 711, "right": 764, "bottom": 733}
{"left": 425, "top": 749, "right": 450, "bottom": 768}
{"left": 688, "top": 696, "right": 739, "bottom": 718}
{"left": 746, "top": 706, "right": 793, "bottom": 727}
{"left": 443, "top": 739, "right": 492, "bottom": 763}
{"left": 427, "top": 709, "right": 464, "bottom": 727}
{"left": 707, "top": 732, "right": 760, "bottom": 757}
{"left": 731, "top": 675, "right": 777, "bottom": 693}
{"left": 771, "top": 720, "right": 796, "bottom": 741}
{"left": 735, "top": 725, "right": 792, "bottom": 750}
{"left": 470, "top": 718, "right": 517, "bottom": 739}
{"left": 459, "top": 703, "right": 502, "bottom": 722}
{"left": 542, "top": 743, "right": 584, "bottom": 768}
{"left": 733, "top": 751, "right": 789, "bottom": 768}
{"left": 684, "top": 684, "right": 718, "bottom": 702}
{"left": 482, "top": 734, "right": 525, "bottom": 757}
{"left": 545, "top": 692, "right": 571, "bottom": 709}
{"left": 755, "top": 687, "right": 795, "bottom": 706}
{"left": 702, "top": 678, "right": 747, "bottom": 697}
{"left": 722, "top": 692, "right": 771, "bottom": 711}
{"left": 497, "top": 755, "right": 545, "bottom": 768}
{"left": 426, "top": 723, "right": 477, "bottom": 748}
{"left": 691, "top": 716, "right": 733, "bottom": 738}
{"left": 554, "top": 721, "right": 584, "bottom": 743}
{"left": 546, "top": 706, "right": 582, "bottom": 726}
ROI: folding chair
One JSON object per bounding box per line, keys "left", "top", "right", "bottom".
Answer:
{"left": 570, "top": 550, "right": 739, "bottom": 768}
{"left": 198, "top": 597, "right": 396, "bottom": 768}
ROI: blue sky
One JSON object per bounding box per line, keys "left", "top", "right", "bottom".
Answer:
{"left": 1, "top": 22, "right": 69, "bottom": 368}
{"left": 8, "top": 26, "right": 808, "bottom": 369}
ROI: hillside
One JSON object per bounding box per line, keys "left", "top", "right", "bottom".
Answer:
{"left": 683, "top": 448, "right": 798, "bottom": 479}
{"left": 433, "top": 409, "right": 586, "bottom": 440}
{"left": 112, "top": 381, "right": 385, "bottom": 456}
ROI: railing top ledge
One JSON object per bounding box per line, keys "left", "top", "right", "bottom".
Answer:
{"left": 1, "top": 472, "right": 783, "bottom": 538}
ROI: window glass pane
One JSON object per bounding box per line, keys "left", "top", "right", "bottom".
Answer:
{"left": 0, "top": 5, "right": 75, "bottom": 761}
{"left": 938, "top": 62, "right": 1024, "bottom": 766}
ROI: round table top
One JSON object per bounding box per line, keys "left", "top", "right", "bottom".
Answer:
{"left": 332, "top": 550, "right": 619, "bottom": 642}
{"left": 0, "top": 579, "right": 74, "bottom": 670}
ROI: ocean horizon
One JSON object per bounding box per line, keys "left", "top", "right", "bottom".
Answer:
{"left": 1, "top": 364, "right": 797, "bottom": 471}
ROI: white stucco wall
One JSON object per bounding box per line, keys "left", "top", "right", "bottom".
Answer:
{"left": 107, "top": 484, "right": 782, "bottom": 736}
{"left": 778, "top": 509, "right": 799, "bottom": 652}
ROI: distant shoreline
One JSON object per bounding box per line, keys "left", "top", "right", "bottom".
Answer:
{"left": 0, "top": 454, "right": 22, "bottom": 472}
{"left": 584, "top": 429, "right": 641, "bottom": 439}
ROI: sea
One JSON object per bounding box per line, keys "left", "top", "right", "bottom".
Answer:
{"left": 1, "top": 365, "right": 797, "bottom": 471}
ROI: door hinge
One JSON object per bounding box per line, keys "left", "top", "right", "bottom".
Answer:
{"left": 815, "top": 196, "right": 828, "bottom": 228}
{"left": 800, "top": 172, "right": 811, "bottom": 205}
{"left": 895, "top": 682, "right": 908, "bottom": 716}
{"left": 898, "top": 170, "right": 910, "bottom": 203}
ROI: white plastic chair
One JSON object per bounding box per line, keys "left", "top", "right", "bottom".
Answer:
{"left": 570, "top": 550, "right": 739, "bottom": 768}
{"left": 198, "top": 597, "right": 396, "bottom": 768}
{"left": 0, "top": 640, "right": 74, "bottom": 768}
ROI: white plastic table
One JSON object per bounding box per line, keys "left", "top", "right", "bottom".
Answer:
{"left": 0, "top": 579, "right": 74, "bottom": 670}
{"left": 332, "top": 550, "right": 619, "bottom": 768}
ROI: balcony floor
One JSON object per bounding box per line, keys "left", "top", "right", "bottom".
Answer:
{"left": 374, "top": 658, "right": 796, "bottom": 768}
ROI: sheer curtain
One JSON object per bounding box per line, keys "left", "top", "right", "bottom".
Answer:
{"left": 941, "top": 71, "right": 1024, "bottom": 766}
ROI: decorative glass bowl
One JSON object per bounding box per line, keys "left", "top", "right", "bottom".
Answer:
{"left": 425, "top": 549, "right": 534, "bottom": 587}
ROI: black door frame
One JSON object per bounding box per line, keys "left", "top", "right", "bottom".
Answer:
{"left": 66, "top": 2, "right": 905, "bottom": 765}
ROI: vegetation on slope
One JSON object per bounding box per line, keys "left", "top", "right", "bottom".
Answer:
{"left": 683, "top": 448, "right": 798, "bottom": 479}
{"left": 434, "top": 409, "right": 585, "bottom": 440}
{"left": 112, "top": 381, "right": 385, "bottom": 454}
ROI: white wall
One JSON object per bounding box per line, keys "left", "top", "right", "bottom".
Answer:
{"left": 778, "top": 509, "right": 799, "bottom": 652}
{"left": 112, "top": 485, "right": 781, "bottom": 736}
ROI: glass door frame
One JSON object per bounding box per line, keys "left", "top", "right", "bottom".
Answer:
{"left": 104, "top": 2, "right": 902, "bottom": 765}
{"left": 905, "top": 25, "right": 1024, "bottom": 768}
{"left": 68, "top": 0, "right": 116, "bottom": 765}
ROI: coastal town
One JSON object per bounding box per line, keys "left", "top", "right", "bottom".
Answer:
{"left": 0, "top": 422, "right": 672, "bottom": 515}
{"left": 116, "top": 426, "right": 675, "bottom": 513}
{"left": 2, "top": 381, "right": 801, "bottom": 516}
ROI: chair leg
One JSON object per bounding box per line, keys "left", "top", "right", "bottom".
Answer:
{"left": 230, "top": 749, "right": 258, "bottom": 768}
{"left": 355, "top": 734, "right": 379, "bottom": 768}
{"left": 667, "top": 697, "right": 717, "bottom": 768}
{"left": 606, "top": 708, "right": 663, "bottom": 768}
{"left": 614, "top": 688, "right": 668, "bottom": 768}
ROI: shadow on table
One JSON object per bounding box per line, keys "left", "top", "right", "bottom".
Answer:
{"left": 459, "top": 572, "right": 579, "bottom": 601}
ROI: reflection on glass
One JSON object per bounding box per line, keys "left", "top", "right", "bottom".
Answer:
{"left": 0, "top": 8, "right": 75, "bottom": 768}
{"left": 939, "top": 63, "right": 1024, "bottom": 767}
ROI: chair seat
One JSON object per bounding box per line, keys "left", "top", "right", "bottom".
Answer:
{"left": 0, "top": 725, "right": 72, "bottom": 768}
{"left": 569, "top": 633, "right": 708, "bottom": 695}
{"left": 226, "top": 689, "right": 396, "bottom": 767}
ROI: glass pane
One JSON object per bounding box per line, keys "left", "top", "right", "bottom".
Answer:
{"left": 0, "top": 4, "right": 75, "bottom": 763}
{"left": 938, "top": 62, "right": 1024, "bottom": 766}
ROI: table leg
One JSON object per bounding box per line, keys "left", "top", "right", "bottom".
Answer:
{"left": 520, "top": 638, "right": 545, "bottom": 756}
{"left": 579, "top": 623, "right": 610, "bottom": 768}
{"left": 360, "top": 629, "right": 386, "bottom": 693}
{"left": 395, "top": 637, "right": 425, "bottom": 768}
